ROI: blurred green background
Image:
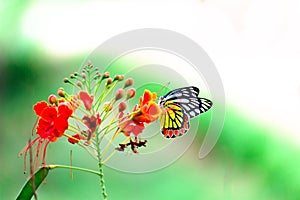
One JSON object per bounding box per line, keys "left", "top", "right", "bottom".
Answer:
{"left": 1, "top": 1, "right": 300, "bottom": 199}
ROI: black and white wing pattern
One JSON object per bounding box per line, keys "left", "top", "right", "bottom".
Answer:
{"left": 159, "top": 86, "right": 212, "bottom": 118}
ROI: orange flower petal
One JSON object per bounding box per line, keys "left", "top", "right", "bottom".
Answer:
{"left": 148, "top": 102, "right": 161, "bottom": 117}
{"left": 142, "top": 90, "right": 152, "bottom": 105}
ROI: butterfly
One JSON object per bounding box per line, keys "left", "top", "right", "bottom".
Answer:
{"left": 158, "top": 86, "right": 212, "bottom": 138}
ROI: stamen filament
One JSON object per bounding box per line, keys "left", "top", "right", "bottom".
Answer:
{"left": 101, "top": 128, "right": 122, "bottom": 158}
{"left": 42, "top": 141, "right": 50, "bottom": 166}
{"left": 102, "top": 137, "right": 130, "bottom": 164}
{"left": 78, "top": 144, "right": 98, "bottom": 160}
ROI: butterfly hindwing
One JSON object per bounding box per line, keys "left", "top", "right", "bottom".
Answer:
{"left": 160, "top": 104, "right": 190, "bottom": 138}
{"left": 159, "top": 86, "right": 212, "bottom": 138}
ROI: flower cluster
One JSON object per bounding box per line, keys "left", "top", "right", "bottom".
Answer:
{"left": 118, "top": 90, "right": 160, "bottom": 136}
{"left": 18, "top": 92, "right": 77, "bottom": 172}
{"left": 19, "top": 61, "right": 161, "bottom": 174}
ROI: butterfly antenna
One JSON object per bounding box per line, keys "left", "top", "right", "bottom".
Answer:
{"left": 157, "top": 82, "right": 170, "bottom": 96}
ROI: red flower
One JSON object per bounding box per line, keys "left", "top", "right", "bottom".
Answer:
{"left": 132, "top": 90, "right": 161, "bottom": 124}
{"left": 34, "top": 101, "right": 73, "bottom": 141}
{"left": 19, "top": 101, "right": 73, "bottom": 173}
{"left": 118, "top": 90, "right": 160, "bottom": 137}
{"left": 82, "top": 113, "right": 101, "bottom": 133}
{"left": 119, "top": 110, "right": 145, "bottom": 136}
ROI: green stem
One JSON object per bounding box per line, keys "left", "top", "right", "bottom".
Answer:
{"left": 95, "top": 87, "right": 108, "bottom": 110}
{"left": 94, "top": 79, "right": 104, "bottom": 97}
{"left": 95, "top": 135, "right": 108, "bottom": 199}
{"left": 48, "top": 164, "right": 100, "bottom": 176}
{"left": 101, "top": 81, "right": 118, "bottom": 102}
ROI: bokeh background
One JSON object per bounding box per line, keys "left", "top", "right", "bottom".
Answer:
{"left": 1, "top": 0, "right": 300, "bottom": 199}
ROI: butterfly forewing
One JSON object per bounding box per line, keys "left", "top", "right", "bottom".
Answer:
{"left": 199, "top": 98, "right": 213, "bottom": 114}
{"left": 160, "top": 87, "right": 212, "bottom": 118}
{"left": 161, "top": 86, "right": 199, "bottom": 102}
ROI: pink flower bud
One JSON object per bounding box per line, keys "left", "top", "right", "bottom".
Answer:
{"left": 76, "top": 81, "right": 82, "bottom": 87}
{"left": 58, "top": 88, "right": 65, "bottom": 97}
{"left": 48, "top": 94, "right": 57, "bottom": 104}
{"left": 118, "top": 101, "right": 127, "bottom": 112}
{"left": 115, "top": 88, "right": 125, "bottom": 101}
{"left": 126, "top": 88, "right": 136, "bottom": 99}
{"left": 124, "top": 78, "right": 134, "bottom": 88}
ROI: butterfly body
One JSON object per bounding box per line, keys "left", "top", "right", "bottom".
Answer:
{"left": 158, "top": 86, "right": 212, "bottom": 138}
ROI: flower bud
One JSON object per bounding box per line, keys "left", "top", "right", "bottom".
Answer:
{"left": 76, "top": 81, "right": 82, "bottom": 87}
{"left": 106, "top": 78, "right": 113, "bottom": 87}
{"left": 124, "top": 78, "right": 134, "bottom": 88}
{"left": 73, "top": 72, "right": 78, "bottom": 76}
{"left": 58, "top": 88, "right": 65, "bottom": 97}
{"left": 94, "top": 72, "right": 101, "bottom": 80}
{"left": 118, "top": 75, "right": 124, "bottom": 81}
{"left": 126, "top": 88, "right": 136, "bottom": 99}
{"left": 115, "top": 88, "right": 124, "bottom": 101}
{"left": 81, "top": 73, "right": 86, "bottom": 79}
{"left": 87, "top": 60, "right": 92, "bottom": 66}
{"left": 114, "top": 75, "right": 124, "bottom": 81}
{"left": 102, "top": 72, "right": 110, "bottom": 79}
{"left": 103, "top": 102, "right": 113, "bottom": 112}
{"left": 114, "top": 75, "right": 120, "bottom": 80}
{"left": 63, "top": 78, "right": 70, "bottom": 83}
{"left": 118, "top": 101, "right": 127, "bottom": 112}
{"left": 70, "top": 74, "right": 75, "bottom": 79}
{"left": 48, "top": 94, "right": 57, "bottom": 104}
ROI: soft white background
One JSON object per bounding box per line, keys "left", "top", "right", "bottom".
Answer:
{"left": 21, "top": 0, "right": 300, "bottom": 144}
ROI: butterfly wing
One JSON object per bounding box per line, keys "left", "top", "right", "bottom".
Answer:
{"left": 159, "top": 86, "right": 212, "bottom": 119}
{"left": 161, "top": 86, "right": 200, "bottom": 101}
{"left": 159, "top": 86, "right": 212, "bottom": 138}
{"left": 160, "top": 101, "right": 190, "bottom": 138}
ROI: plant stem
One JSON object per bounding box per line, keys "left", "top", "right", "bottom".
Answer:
{"left": 48, "top": 164, "right": 100, "bottom": 176}
{"left": 95, "top": 135, "right": 108, "bottom": 199}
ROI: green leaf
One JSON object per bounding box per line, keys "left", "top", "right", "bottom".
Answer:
{"left": 16, "top": 167, "right": 50, "bottom": 200}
